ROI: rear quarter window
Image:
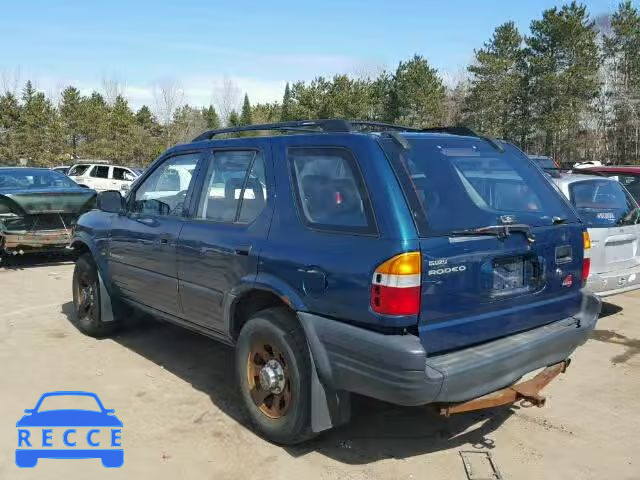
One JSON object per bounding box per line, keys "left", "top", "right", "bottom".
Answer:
{"left": 288, "top": 147, "right": 376, "bottom": 234}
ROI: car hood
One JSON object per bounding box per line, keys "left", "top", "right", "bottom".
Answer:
{"left": 0, "top": 188, "right": 96, "bottom": 215}
{"left": 16, "top": 409, "right": 123, "bottom": 427}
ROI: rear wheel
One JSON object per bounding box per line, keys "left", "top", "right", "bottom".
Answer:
{"left": 71, "top": 253, "right": 119, "bottom": 337}
{"left": 236, "top": 307, "right": 315, "bottom": 444}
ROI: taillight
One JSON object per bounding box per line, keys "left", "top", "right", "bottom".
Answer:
{"left": 582, "top": 230, "right": 591, "bottom": 286}
{"left": 582, "top": 258, "right": 591, "bottom": 285}
{"left": 370, "top": 252, "right": 421, "bottom": 316}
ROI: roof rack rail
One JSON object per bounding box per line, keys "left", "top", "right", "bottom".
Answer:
{"left": 191, "top": 119, "right": 421, "bottom": 142}
{"left": 192, "top": 119, "right": 352, "bottom": 142}
{"left": 422, "top": 126, "right": 505, "bottom": 152}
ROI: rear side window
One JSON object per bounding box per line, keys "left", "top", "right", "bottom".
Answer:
{"left": 198, "top": 150, "right": 267, "bottom": 223}
{"left": 381, "top": 137, "right": 578, "bottom": 236}
{"left": 113, "top": 167, "right": 130, "bottom": 180}
{"left": 569, "top": 179, "right": 639, "bottom": 227}
{"left": 90, "top": 166, "right": 109, "bottom": 178}
{"left": 288, "top": 147, "right": 375, "bottom": 234}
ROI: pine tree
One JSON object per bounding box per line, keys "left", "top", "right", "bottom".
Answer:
{"left": 527, "top": 2, "right": 600, "bottom": 161}
{"left": 227, "top": 110, "right": 240, "bottom": 127}
{"left": 605, "top": 1, "right": 640, "bottom": 163}
{"left": 202, "top": 105, "right": 220, "bottom": 129}
{"left": 281, "top": 82, "right": 293, "bottom": 121}
{"left": 135, "top": 105, "right": 155, "bottom": 129}
{"left": 59, "top": 86, "right": 83, "bottom": 156}
{"left": 240, "top": 94, "right": 252, "bottom": 125}
{"left": 390, "top": 54, "right": 446, "bottom": 127}
{"left": 465, "top": 22, "right": 524, "bottom": 140}
{"left": 0, "top": 92, "right": 21, "bottom": 163}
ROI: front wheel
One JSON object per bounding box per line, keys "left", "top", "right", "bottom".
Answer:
{"left": 235, "top": 308, "right": 315, "bottom": 445}
{"left": 71, "top": 253, "right": 119, "bottom": 337}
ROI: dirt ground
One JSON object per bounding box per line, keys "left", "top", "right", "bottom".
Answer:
{"left": 0, "top": 257, "right": 638, "bottom": 480}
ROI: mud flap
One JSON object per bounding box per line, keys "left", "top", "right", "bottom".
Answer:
{"left": 309, "top": 352, "right": 351, "bottom": 433}
{"left": 98, "top": 270, "right": 116, "bottom": 323}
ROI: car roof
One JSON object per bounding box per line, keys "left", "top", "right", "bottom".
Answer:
{"left": 586, "top": 166, "right": 640, "bottom": 174}
{"left": 0, "top": 167, "right": 57, "bottom": 174}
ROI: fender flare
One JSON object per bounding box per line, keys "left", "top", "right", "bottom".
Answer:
{"left": 69, "top": 233, "right": 115, "bottom": 295}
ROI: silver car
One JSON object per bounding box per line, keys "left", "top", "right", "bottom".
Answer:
{"left": 553, "top": 174, "right": 640, "bottom": 297}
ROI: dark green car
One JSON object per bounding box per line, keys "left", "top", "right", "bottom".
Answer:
{"left": 0, "top": 168, "right": 96, "bottom": 259}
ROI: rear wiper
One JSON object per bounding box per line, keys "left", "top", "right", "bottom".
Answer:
{"left": 450, "top": 224, "right": 535, "bottom": 244}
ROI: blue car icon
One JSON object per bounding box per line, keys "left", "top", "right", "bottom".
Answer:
{"left": 16, "top": 391, "right": 123, "bottom": 468}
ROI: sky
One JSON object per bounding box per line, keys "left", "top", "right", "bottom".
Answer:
{"left": 0, "top": 0, "right": 626, "bottom": 112}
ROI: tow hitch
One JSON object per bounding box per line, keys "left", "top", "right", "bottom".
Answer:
{"left": 439, "top": 360, "right": 570, "bottom": 417}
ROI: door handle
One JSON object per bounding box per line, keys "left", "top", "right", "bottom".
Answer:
{"left": 137, "top": 217, "right": 155, "bottom": 226}
{"left": 234, "top": 246, "right": 251, "bottom": 256}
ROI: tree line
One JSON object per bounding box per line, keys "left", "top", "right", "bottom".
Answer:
{"left": 1, "top": 1, "right": 639, "bottom": 167}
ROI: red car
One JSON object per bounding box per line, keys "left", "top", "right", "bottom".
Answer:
{"left": 584, "top": 166, "right": 640, "bottom": 204}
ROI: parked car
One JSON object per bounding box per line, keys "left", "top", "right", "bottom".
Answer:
{"left": 51, "top": 165, "right": 70, "bottom": 175}
{"left": 583, "top": 166, "right": 640, "bottom": 204}
{"left": 67, "top": 163, "right": 139, "bottom": 193}
{"left": 528, "top": 155, "right": 561, "bottom": 174}
{"left": 69, "top": 120, "right": 600, "bottom": 444}
{"left": 0, "top": 168, "right": 95, "bottom": 259}
{"left": 552, "top": 173, "right": 640, "bottom": 297}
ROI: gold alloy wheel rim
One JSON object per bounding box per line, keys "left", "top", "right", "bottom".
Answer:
{"left": 246, "top": 340, "right": 292, "bottom": 419}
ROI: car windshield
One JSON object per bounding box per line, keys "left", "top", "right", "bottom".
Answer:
{"left": 0, "top": 170, "right": 78, "bottom": 189}
{"left": 36, "top": 394, "right": 102, "bottom": 412}
{"left": 382, "top": 137, "right": 578, "bottom": 236}
{"left": 568, "top": 179, "right": 639, "bottom": 227}
{"left": 532, "top": 157, "right": 558, "bottom": 170}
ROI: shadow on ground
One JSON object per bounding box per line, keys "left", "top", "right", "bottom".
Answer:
{"left": 62, "top": 301, "right": 513, "bottom": 464}
{"left": 1, "top": 252, "right": 74, "bottom": 271}
{"left": 598, "top": 301, "right": 623, "bottom": 320}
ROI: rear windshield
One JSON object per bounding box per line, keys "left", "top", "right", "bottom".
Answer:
{"left": 0, "top": 170, "right": 78, "bottom": 189}
{"left": 568, "top": 179, "right": 639, "bottom": 227}
{"left": 382, "top": 137, "right": 578, "bottom": 236}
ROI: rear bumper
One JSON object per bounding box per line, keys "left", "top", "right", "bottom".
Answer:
{"left": 1, "top": 229, "right": 71, "bottom": 252}
{"left": 586, "top": 264, "right": 640, "bottom": 297}
{"left": 298, "top": 292, "right": 601, "bottom": 406}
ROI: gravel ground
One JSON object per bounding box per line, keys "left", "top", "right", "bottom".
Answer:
{"left": 0, "top": 257, "right": 638, "bottom": 479}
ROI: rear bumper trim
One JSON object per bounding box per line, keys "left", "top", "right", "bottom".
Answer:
{"left": 298, "top": 291, "right": 601, "bottom": 406}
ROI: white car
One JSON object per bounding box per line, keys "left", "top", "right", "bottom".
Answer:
{"left": 67, "top": 163, "right": 141, "bottom": 193}
{"left": 553, "top": 173, "right": 640, "bottom": 297}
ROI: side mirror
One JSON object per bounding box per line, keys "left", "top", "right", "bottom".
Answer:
{"left": 24, "top": 409, "right": 33, "bottom": 414}
{"left": 124, "top": 173, "right": 136, "bottom": 182}
{"left": 97, "top": 190, "right": 124, "bottom": 213}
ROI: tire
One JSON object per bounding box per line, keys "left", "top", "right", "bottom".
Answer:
{"left": 236, "top": 307, "right": 315, "bottom": 445}
{"left": 71, "top": 253, "right": 119, "bottom": 337}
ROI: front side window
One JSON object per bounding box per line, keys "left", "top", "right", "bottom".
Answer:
{"left": 68, "top": 164, "right": 90, "bottom": 176}
{"left": 569, "top": 179, "right": 639, "bottom": 227}
{"left": 90, "top": 165, "right": 109, "bottom": 178}
{"left": 288, "top": 147, "right": 375, "bottom": 233}
{"left": 132, "top": 153, "right": 199, "bottom": 216}
{"left": 198, "top": 150, "right": 266, "bottom": 223}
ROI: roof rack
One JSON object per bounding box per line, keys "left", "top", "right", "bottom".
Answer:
{"left": 191, "top": 119, "right": 422, "bottom": 142}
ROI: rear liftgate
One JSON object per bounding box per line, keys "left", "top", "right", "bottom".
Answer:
{"left": 438, "top": 360, "right": 570, "bottom": 417}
